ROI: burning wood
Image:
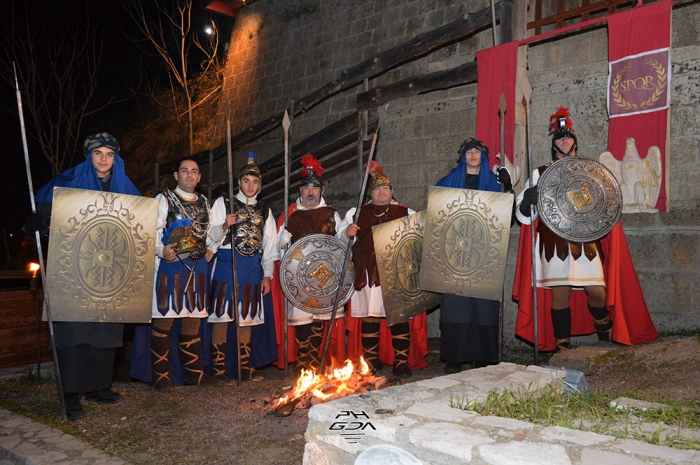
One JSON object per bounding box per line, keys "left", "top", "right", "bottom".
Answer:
{"left": 270, "top": 357, "right": 389, "bottom": 416}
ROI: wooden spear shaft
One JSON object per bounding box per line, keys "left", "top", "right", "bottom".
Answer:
{"left": 522, "top": 80, "right": 539, "bottom": 366}
{"left": 225, "top": 103, "right": 243, "bottom": 386}
{"left": 14, "top": 63, "right": 66, "bottom": 421}
{"left": 318, "top": 117, "right": 382, "bottom": 371}
{"left": 282, "top": 106, "right": 292, "bottom": 376}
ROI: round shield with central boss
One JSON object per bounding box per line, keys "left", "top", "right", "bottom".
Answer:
{"left": 538, "top": 156, "right": 623, "bottom": 242}
{"left": 279, "top": 233, "right": 355, "bottom": 315}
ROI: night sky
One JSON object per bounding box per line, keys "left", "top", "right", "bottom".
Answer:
{"left": 1, "top": 1, "right": 232, "bottom": 267}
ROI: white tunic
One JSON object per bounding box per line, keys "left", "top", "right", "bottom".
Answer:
{"left": 344, "top": 206, "right": 416, "bottom": 319}
{"left": 516, "top": 168, "right": 605, "bottom": 289}
{"left": 206, "top": 191, "right": 279, "bottom": 325}
{"left": 151, "top": 187, "right": 211, "bottom": 319}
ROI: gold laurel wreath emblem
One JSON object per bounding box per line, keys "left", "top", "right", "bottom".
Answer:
{"left": 640, "top": 59, "right": 667, "bottom": 109}
{"left": 610, "top": 59, "right": 667, "bottom": 112}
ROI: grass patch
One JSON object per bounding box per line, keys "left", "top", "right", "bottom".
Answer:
{"left": 451, "top": 385, "right": 700, "bottom": 450}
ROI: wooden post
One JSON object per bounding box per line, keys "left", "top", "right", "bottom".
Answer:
{"left": 208, "top": 150, "right": 214, "bottom": 202}
{"left": 154, "top": 163, "right": 160, "bottom": 192}
{"left": 513, "top": 0, "right": 529, "bottom": 195}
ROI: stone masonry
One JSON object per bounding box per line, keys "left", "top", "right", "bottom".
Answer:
{"left": 302, "top": 363, "right": 700, "bottom": 465}
{"left": 210, "top": 0, "right": 700, "bottom": 347}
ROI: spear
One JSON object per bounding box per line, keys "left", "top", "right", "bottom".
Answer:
{"left": 318, "top": 108, "right": 385, "bottom": 371}
{"left": 14, "top": 62, "right": 67, "bottom": 420}
{"left": 497, "top": 92, "right": 506, "bottom": 364}
{"left": 282, "top": 103, "right": 292, "bottom": 376}
{"left": 522, "top": 79, "right": 539, "bottom": 365}
{"left": 490, "top": 0, "right": 499, "bottom": 46}
{"left": 225, "top": 101, "right": 242, "bottom": 387}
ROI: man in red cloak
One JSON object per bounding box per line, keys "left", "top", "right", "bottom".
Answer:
{"left": 513, "top": 108, "right": 657, "bottom": 351}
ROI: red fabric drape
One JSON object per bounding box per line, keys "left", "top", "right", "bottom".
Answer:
{"left": 513, "top": 221, "right": 658, "bottom": 351}
{"left": 475, "top": 41, "right": 519, "bottom": 167}
{"left": 607, "top": 0, "right": 672, "bottom": 211}
{"left": 345, "top": 303, "right": 430, "bottom": 370}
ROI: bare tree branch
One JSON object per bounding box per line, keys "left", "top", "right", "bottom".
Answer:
{"left": 122, "top": 0, "right": 218, "bottom": 156}
{"left": 0, "top": 1, "right": 105, "bottom": 175}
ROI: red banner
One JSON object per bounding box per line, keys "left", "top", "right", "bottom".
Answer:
{"left": 607, "top": 0, "right": 672, "bottom": 211}
{"left": 608, "top": 49, "right": 670, "bottom": 118}
{"left": 475, "top": 41, "right": 519, "bottom": 167}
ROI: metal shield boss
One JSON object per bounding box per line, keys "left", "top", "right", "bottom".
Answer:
{"left": 279, "top": 233, "right": 355, "bottom": 315}
{"left": 538, "top": 157, "right": 622, "bottom": 242}
{"left": 372, "top": 210, "right": 440, "bottom": 326}
{"left": 420, "top": 187, "right": 513, "bottom": 300}
{"left": 46, "top": 187, "right": 158, "bottom": 322}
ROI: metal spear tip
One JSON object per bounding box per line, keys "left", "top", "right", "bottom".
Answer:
{"left": 282, "top": 111, "right": 291, "bottom": 130}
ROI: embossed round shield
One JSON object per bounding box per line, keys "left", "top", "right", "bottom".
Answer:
{"left": 538, "top": 157, "right": 623, "bottom": 242}
{"left": 279, "top": 233, "right": 355, "bottom": 315}
{"left": 373, "top": 211, "right": 440, "bottom": 326}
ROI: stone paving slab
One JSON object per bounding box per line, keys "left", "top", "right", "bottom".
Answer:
{"left": 0, "top": 408, "right": 128, "bottom": 465}
{"left": 303, "top": 363, "right": 700, "bottom": 465}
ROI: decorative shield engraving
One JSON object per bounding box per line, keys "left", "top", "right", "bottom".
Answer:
{"left": 46, "top": 187, "right": 157, "bottom": 323}
{"left": 420, "top": 187, "right": 513, "bottom": 300}
{"left": 279, "top": 233, "right": 355, "bottom": 315}
{"left": 538, "top": 157, "right": 623, "bottom": 242}
{"left": 373, "top": 210, "right": 440, "bottom": 326}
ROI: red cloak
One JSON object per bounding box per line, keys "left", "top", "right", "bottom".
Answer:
{"left": 513, "top": 221, "right": 657, "bottom": 351}
{"left": 345, "top": 306, "right": 430, "bottom": 370}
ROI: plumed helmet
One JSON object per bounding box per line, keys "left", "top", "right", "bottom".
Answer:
{"left": 162, "top": 219, "right": 198, "bottom": 259}
{"left": 549, "top": 108, "right": 578, "bottom": 159}
{"left": 457, "top": 137, "right": 489, "bottom": 161}
{"left": 238, "top": 152, "right": 262, "bottom": 179}
{"left": 367, "top": 161, "right": 392, "bottom": 191}
{"left": 299, "top": 153, "right": 324, "bottom": 187}
{"left": 83, "top": 132, "right": 120, "bottom": 157}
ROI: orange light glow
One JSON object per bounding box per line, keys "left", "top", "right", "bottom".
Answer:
{"left": 276, "top": 357, "right": 378, "bottom": 407}
{"left": 29, "top": 263, "right": 40, "bottom": 273}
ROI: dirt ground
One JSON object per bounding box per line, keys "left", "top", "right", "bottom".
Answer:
{"left": 3, "top": 335, "right": 700, "bottom": 465}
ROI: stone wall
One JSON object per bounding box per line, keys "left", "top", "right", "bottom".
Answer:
{"left": 213, "top": 0, "right": 700, "bottom": 348}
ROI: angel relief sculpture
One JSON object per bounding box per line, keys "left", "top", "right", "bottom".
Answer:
{"left": 599, "top": 138, "right": 662, "bottom": 213}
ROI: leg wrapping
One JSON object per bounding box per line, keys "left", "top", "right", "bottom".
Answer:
{"left": 151, "top": 327, "right": 172, "bottom": 392}
{"left": 390, "top": 321, "right": 411, "bottom": 378}
{"left": 588, "top": 304, "right": 612, "bottom": 341}
{"left": 361, "top": 320, "right": 383, "bottom": 372}
{"left": 551, "top": 307, "right": 572, "bottom": 351}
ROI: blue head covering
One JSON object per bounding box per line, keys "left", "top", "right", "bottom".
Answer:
{"left": 35, "top": 148, "right": 139, "bottom": 203}
{"left": 435, "top": 139, "right": 500, "bottom": 193}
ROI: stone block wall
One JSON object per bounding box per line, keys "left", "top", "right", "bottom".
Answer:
{"left": 214, "top": 0, "right": 700, "bottom": 348}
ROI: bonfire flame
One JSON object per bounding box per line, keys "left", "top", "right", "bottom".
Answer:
{"left": 272, "top": 357, "right": 391, "bottom": 416}
{"left": 277, "top": 357, "right": 371, "bottom": 406}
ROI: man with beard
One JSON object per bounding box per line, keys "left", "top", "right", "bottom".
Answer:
{"left": 344, "top": 162, "right": 429, "bottom": 378}
{"left": 130, "top": 158, "right": 218, "bottom": 392}
{"left": 271, "top": 154, "right": 349, "bottom": 374}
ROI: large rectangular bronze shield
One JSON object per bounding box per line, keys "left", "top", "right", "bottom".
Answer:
{"left": 372, "top": 210, "right": 440, "bottom": 326}
{"left": 45, "top": 187, "right": 158, "bottom": 323}
{"left": 419, "top": 186, "right": 513, "bottom": 301}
